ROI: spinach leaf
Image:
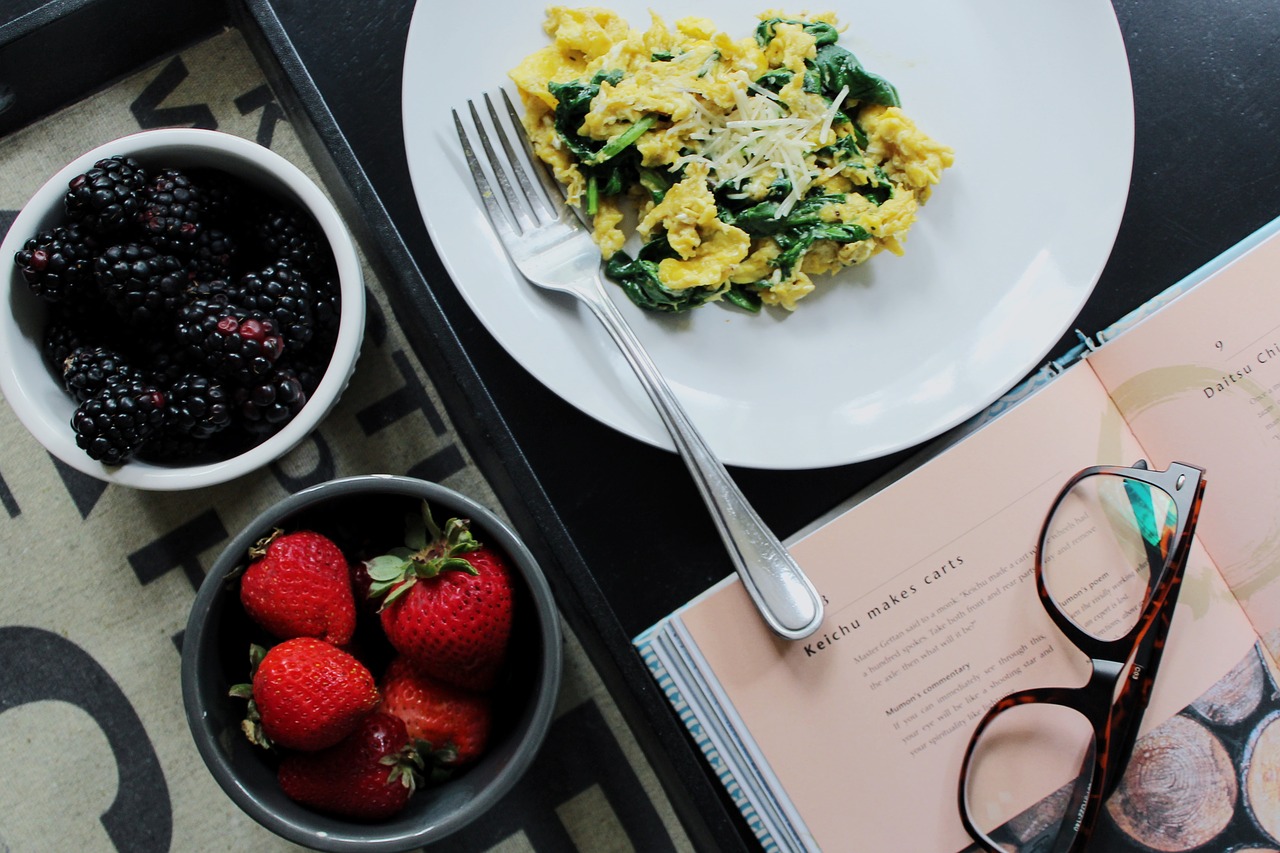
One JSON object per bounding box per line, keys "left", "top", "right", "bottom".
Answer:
{"left": 859, "top": 166, "right": 894, "bottom": 205}
{"left": 755, "top": 18, "right": 839, "bottom": 48}
{"left": 804, "top": 44, "right": 900, "bottom": 107}
{"left": 751, "top": 19, "right": 899, "bottom": 107}
{"left": 604, "top": 236, "right": 718, "bottom": 313}
{"left": 548, "top": 71, "right": 657, "bottom": 215}
{"left": 721, "top": 193, "right": 847, "bottom": 236}
{"left": 585, "top": 154, "right": 636, "bottom": 216}
{"left": 712, "top": 173, "right": 791, "bottom": 218}
{"left": 812, "top": 136, "right": 894, "bottom": 204}
{"left": 547, "top": 70, "right": 623, "bottom": 161}
{"left": 722, "top": 193, "right": 870, "bottom": 277}
{"left": 588, "top": 115, "right": 657, "bottom": 165}
{"left": 772, "top": 221, "right": 870, "bottom": 276}
{"left": 814, "top": 133, "right": 861, "bottom": 162}
{"left": 724, "top": 285, "right": 763, "bottom": 313}
{"left": 851, "top": 119, "right": 869, "bottom": 151}
{"left": 696, "top": 50, "right": 722, "bottom": 78}
{"left": 637, "top": 166, "right": 671, "bottom": 204}
{"left": 765, "top": 175, "right": 795, "bottom": 203}
{"left": 754, "top": 68, "right": 793, "bottom": 94}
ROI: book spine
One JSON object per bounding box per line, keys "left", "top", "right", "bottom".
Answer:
{"left": 638, "top": 625, "right": 819, "bottom": 852}
{"left": 636, "top": 631, "right": 782, "bottom": 852}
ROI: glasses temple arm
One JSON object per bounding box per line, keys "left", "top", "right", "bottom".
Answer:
{"left": 1100, "top": 554, "right": 1185, "bottom": 797}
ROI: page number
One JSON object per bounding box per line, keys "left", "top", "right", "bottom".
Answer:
{"left": 1215, "top": 340, "right": 1224, "bottom": 351}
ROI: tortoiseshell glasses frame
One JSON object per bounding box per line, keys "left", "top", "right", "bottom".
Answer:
{"left": 958, "top": 460, "right": 1206, "bottom": 853}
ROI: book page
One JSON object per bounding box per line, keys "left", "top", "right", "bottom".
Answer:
{"left": 1086, "top": 228, "right": 1280, "bottom": 657}
{"left": 677, "top": 364, "right": 1257, "bottom": 852}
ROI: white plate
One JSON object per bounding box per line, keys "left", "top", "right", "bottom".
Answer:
{"left": 402, "top": 1, "right": 1133, "bottom": 470}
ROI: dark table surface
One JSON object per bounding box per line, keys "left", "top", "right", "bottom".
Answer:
{"left": 54, "top": 0, "right": 1280, "bottom": 848}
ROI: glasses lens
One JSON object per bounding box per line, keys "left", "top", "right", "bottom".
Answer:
{"left": 1040, "top": 473, "right": 1177, "bottom": 641}
{"left": 963, "top": 702, "right": 1096, "bottom": 849}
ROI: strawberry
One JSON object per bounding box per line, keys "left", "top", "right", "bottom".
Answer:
{"left": 278, "top": 711, "right": 422, "bottom": 821}
{"left": 239, "top": 529, "right": 356, "bottom": 645}
{"left": 232, "top": 637, "right": 379, "bottom": 751}
{"left": 364, "top": 503, "right": 514, "bottom": 691}
{"left": 378, "top": 656, "right": 492, "bottom": 771}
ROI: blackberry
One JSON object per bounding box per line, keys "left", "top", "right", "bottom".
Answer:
{"left": 175, "top": 292, "right": 286, "bottom": 384}
{"left": 184, "top": 277, "right": 240, "bottom": 302}
{"left": 309, "top": 273, "right": 342, "bottom": 346}
{"left": 167, "top": 372, "right": 232, "bottom": 439}
{"left": 64, "top": 155, "right": 148, "bottom": 234}
{"left": 41, "top": 308, "right": 127, "bottom": 375}
{"left": 125, "top": 333, "right": 195, "bottom": 390}
{"left": 237, "top": 261, "right": 315, "bottom": 345}
{"left": 95, "top": 243, "right": 187, "bottom": 324}
{"left": 42, "top": 313, "right": 92, "bottom": 373}
{"left": 235, "top": 367, "right": 308, "bottom": 434}
{"left": 134, "top": 427, "right": 204, "bottom": 463}
{"left": 184, "top": 168, "right": 244, "bottom": 221}
{"left": 42, "top": 315, "right": 86, "bottom": 368}
{"left": 248, "top": 202, "right": 331, "bottom": 274}
{"left": 61, "top": 346, "right": 141, "bottom": 404}
{"left": 135, "top": 426, "right": 221, "bottom": 464}
{"left": 139, "top": 168, "right": 209, "bottom": 254}
{"left": 13, "top": 223, "right": 100, "bottom": 305}
{"left": 279, "top": 346, "right": 329, "bottom": 397}
{"left": 70, "top": 376, "right": 167, "bottom": 464}
{"left": 186, "top": 228, "right": 239, "bottom": 283}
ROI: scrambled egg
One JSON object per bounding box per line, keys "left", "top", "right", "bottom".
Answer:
{"left": 510, "top": 7, "right": 953, "bottom": 313}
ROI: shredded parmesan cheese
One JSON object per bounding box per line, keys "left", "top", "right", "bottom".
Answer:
{"left": 670, "top": 83, "right": 853, "bottom": 216}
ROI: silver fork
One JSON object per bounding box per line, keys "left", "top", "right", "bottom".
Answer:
{"left": 452, "top": 91, "right": 824, "bottom": 640}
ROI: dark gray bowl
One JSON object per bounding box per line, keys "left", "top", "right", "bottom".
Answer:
{"left": 181, "top": 475, "right": 563, "bottom": 851}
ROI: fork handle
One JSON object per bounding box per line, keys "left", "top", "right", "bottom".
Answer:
{"left": 583, "top": 278, "right": 825, "bottom": 640}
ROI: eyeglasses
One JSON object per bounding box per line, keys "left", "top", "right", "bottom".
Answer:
{"left": 958, "top": 460, "right": 1206, "bottom": 853}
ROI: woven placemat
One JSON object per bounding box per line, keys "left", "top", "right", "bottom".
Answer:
{"left": 0, "top": 27, "right": 690, "bottom": 853}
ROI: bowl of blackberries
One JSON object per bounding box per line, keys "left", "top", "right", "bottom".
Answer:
{"left": 0, "top": 128, "right": 365, "bottom": 489}
{"left": 181, "top": 475, "right": 563, "bottom": 851}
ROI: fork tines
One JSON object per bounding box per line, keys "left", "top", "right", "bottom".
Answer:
{"left": 453, "top": 90, "right": 563, "bottom": 236}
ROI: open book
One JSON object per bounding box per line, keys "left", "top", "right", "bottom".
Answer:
{"left": 636, "top": 218, "right": 1280, "bottom": 852}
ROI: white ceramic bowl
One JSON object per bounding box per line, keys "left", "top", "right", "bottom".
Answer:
{"left": 0, "top": 128, "right": 365, "bottom": 489}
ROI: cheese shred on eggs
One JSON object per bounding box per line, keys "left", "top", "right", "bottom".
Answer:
{"left": 510, "top": 7, "right": 953, "bottom": 313}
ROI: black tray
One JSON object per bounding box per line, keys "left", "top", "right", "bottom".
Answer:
{"left": 0, "top": 0, "right": 226, "bottom": 136}
{"left": 224, "top": 1, "right": 1280, "bottom": 848}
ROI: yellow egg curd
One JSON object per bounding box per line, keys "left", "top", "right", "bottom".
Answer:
{"left": 510, "top": 7, "right": 953, "bottom": 313}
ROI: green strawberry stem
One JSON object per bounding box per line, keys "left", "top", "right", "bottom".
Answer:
{"left": 363, "top": 502, "right": 484, "bottom": 609}
{"left": 383, "top": 741, "right": 431, "bottom": 793}
{"left": 247, "top": 528, "right": 285, "bottom": 560}
{"left": 229, "top": 644, "right": 273, "bottom": 750}
{"left": 404, "top": 738, "right": 458, "bottom": 786}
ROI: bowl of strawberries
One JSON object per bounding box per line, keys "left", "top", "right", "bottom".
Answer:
{"left": 181, "top": 475, "right": 563, "bottom": 850}
{"left": 0, "top": 127, "right": 365, "bottom": 489}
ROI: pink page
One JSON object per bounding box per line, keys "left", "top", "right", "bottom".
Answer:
{"left": 1087, "top": 230, "right": 1280, "bottom": 655}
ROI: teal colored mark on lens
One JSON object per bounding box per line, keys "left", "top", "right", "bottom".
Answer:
{"left": 1123, "top": 478, "right": 1175, "bottom": 553}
